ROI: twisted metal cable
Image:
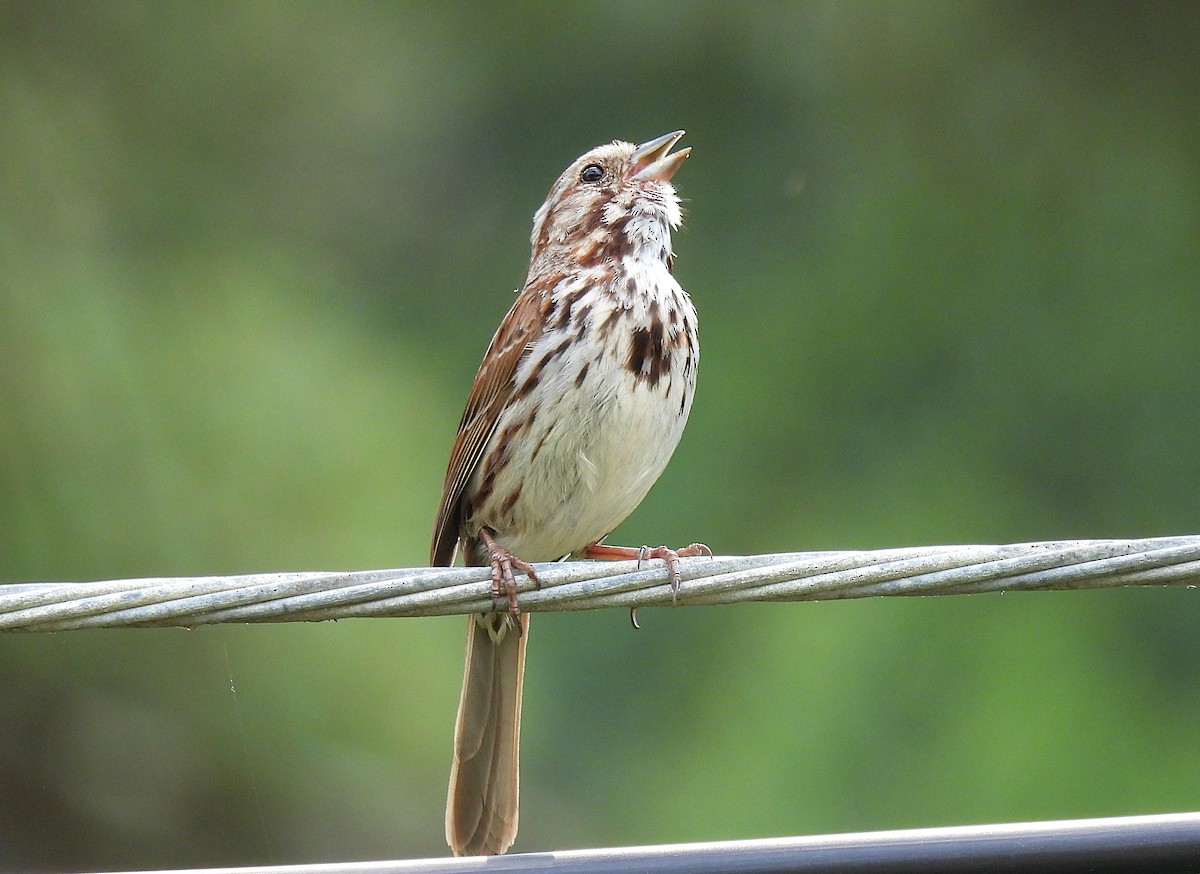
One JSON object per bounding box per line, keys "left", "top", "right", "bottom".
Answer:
{"left": 2, "top": 535, "right": 1198, "bottom": 633}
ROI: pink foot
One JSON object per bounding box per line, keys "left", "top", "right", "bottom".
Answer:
{"left": 478, "top": 527, "right": 540, "bottom": 621}
{"left": 585, "top": 541, "right": 711, "bottom": 600}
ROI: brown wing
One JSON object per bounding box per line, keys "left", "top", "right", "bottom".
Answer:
{"left": 430, "top": 287, "right": 549, "bottom": 567}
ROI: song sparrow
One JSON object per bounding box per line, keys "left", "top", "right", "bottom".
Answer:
{"left": 431, "top": 130, "right": 704, "bottom": 856}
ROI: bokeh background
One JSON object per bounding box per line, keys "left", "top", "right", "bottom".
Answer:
{"left": 3, "top": 1, "right": 1200, "bottom": 870}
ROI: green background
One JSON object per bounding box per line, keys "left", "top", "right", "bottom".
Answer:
{"left": 3, "top": 1, "right": 1199, "bottom": 869}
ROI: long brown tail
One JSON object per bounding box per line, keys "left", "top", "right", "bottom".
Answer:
{"left": 445, "top": 612, "right": 527, "bottom": 856}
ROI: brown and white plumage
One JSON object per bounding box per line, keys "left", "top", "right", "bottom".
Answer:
{"left": 432, "top": 131, "right": 699, "bottom": 856}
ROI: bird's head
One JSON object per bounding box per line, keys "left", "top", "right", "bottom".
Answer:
{"left": 529, "top": 130, "right": 690, "bottom": 265}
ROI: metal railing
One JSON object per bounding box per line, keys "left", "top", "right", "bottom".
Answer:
{"left": 90, "top": 812, "right": 1200, "bottom": 874}
{"left": 9, "top": 537, "right": 1199, "bottom": 873}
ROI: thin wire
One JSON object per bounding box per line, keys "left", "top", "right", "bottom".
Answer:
{"left": 2, "top": 536, "right": 1197, "bottom": 633}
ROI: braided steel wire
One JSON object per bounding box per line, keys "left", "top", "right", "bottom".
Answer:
{"left": 2, "top": 536, "right": 1196, "bottom": 633}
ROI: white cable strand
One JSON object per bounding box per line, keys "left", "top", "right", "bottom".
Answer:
{"left": 1, "top": 536, "right": 1197, "bottom": 633}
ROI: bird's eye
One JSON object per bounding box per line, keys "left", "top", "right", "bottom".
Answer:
{"left": 580, "top": 164, "right": 605, "bottom": 183}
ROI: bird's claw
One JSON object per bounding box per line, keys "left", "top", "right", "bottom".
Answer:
{"left": 479, "top": 528, "right": 540, "bottom": 627}
{"left": 634, "top": 542, "right": 711, "bottom": 601}
{"left": 585, "top": 540, "right": 711, "bottom": 627}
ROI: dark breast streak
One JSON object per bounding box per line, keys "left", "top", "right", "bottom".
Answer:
{"left": 583, "top": 283, "right": 690, "bottom": 393}
{"left": 628, "top": 317, "right": 668, "bottom": 388}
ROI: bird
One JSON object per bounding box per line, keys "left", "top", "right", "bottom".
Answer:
{"left": 431, "top": 130, "right": 704, "bottom": 856}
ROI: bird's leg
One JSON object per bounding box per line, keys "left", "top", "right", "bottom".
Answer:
{"left": 584, "top": 541, "right": 711, "bottom": 601}
{"left": 478, "top": 527, "right": 540, "bottom": 623}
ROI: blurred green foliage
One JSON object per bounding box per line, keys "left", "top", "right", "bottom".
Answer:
{"left": 2, "top": 1, "right": 1200, "bottom": 869}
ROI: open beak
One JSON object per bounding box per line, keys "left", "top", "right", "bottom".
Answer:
{"left": 631, "top": 130, "right": 690, "bottom": 182}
